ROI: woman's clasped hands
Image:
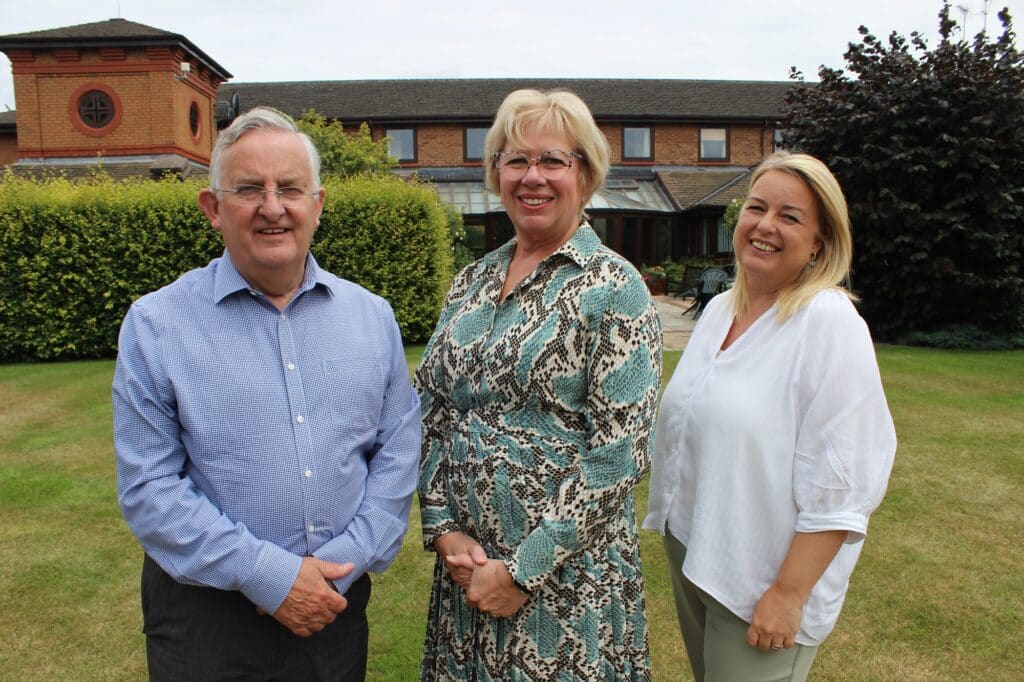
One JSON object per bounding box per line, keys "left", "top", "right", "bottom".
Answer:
{"left": 434, "top": 531, "right": 528, "bottom": 618}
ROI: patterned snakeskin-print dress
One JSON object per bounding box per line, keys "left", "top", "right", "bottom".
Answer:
{"left": 416, "top": 224, "right": 662, "bottom": 681}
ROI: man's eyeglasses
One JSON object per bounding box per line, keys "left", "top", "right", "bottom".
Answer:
{"left": 213, "top": 185, "right": 319, "bottom": 206}
{"left": 492, "top": 150, "right": 584, "bottom": 180}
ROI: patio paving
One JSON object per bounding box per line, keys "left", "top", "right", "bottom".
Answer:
{"left": 653, "top": 295, "right": 698, "bottom": 351}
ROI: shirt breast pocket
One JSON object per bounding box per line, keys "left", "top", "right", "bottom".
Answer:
{"left": 320, "top": 355, "right": 386, "bottom": 445}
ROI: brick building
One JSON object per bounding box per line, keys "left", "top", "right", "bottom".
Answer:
{"left": 0, "top": 18, "right": 231, "bottom": 179}
{"left": 0, "top": 18, "right": 795, "bottom": 266}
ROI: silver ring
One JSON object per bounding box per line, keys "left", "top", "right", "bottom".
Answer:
{"left": 771, "top": 643, "right": 783, "bottom": 651}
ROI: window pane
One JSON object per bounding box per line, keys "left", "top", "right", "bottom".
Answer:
{"left": 621, "top": 216, "right": 639, "bottom": 263}
{"left": 700, "top": 128, "right": 727, "bottom": 159}
{"left": 496, "top": 215, "right": 516, "bottom": 246}
{"left": 386, "top": 128, "right": 415, "bottom": 160}
{"left": 655, "top": 218, "right": 672, "bottom": 262}
{"left": 717, "top": 216, "right": 734, "bottom": 253}
{"left": 623, "top": 127, "right": 651, "bottom": 159}
{"left": 79, "top": 90, "right": 114, "bottom": 128}
{"left": 189, "top": 102, "right": 200, "bottom": 136}
{"left": 463, "top": 223, "right": 486, "bottom": 258}
{"left": 465, "top": 127, "right": 488, "bottom": 160}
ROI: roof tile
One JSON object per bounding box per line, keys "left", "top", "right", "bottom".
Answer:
{"left": 218, "top": 78, "right": 795, "bottom": 123}
{"left": 659, "top": 168, "right": 752, "bottom": 209}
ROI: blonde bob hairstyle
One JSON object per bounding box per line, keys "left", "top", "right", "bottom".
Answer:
{"left": 483, "top": 89, "right": 611, "bottom": 219}
{"left": 730, "top": 150, "right": 856, "bottom": 320}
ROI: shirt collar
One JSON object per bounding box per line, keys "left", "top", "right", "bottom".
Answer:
{"left": 482, "top": 221, "right": 601, "bottom": 272}
{"left": 559, "top": 222, "right": 601, "bottom": 268}
{"left": 213, "top": 250, "right": 334, "bottom": 304}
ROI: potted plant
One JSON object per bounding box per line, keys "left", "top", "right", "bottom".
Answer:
{"left": 641, "top": 264, "right": 668, "bottom": 296}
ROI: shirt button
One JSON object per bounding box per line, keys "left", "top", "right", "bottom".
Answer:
{"left": 308, "top": 525, "right": 315, "bottom": 533}
{"left": 281, "top": 313, "right": 288, "bottom": 320}
{"left": 287, "top": 362, "right": 295, "bottom": 371}
{"left": 295, "top": 415, "right": 305, "bottom": 424}
{"left": 304, "top": 469, "right": 312, "bottom": 478}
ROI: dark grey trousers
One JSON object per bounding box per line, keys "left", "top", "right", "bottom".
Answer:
{"left": 141, "top": 553, "right": 370, "bottom": 682}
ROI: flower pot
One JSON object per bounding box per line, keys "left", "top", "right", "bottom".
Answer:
{"left": 645, "top": 276, "right": 667, "bottom": 296}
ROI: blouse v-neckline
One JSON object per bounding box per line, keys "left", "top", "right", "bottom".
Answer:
{"left": 714, "top": 300, "right": 778, "bottom": 357}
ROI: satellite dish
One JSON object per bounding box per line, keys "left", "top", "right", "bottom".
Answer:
{"left": 228, "top": 92, "right": 240, "bottom": 119}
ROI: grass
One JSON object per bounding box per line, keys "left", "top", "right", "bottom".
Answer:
{"left": 0, "top": 347, "right": 1021, "bottom": 680}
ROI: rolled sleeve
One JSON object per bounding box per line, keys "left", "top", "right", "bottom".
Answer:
{"left": 793, "top": 297, "right": 897, "bottom": 543}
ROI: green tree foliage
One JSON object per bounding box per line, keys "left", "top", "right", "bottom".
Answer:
{"left": 722, "top": 197, "right": 742, "bottom": 233}
{"left": 782, "top": 3, "right": 1024, "bottom": 342}
{"left": 296, "top": 108, "right": 475, "bottom": 275}
{"left": 297, "top": 109, "right": 395, "bottom": 177}
{"left": 316, "top": 174, "right": 453, "bottom": 342}
{"left": 443, "top": 204, "right": 477, "bottom": 272}
{"left": 0, "top": 172, "right": 452, "bottom": 361}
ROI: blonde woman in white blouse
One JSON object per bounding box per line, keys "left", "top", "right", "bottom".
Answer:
{"left": 643, "top": 151, "right": 897, "bottom": 682}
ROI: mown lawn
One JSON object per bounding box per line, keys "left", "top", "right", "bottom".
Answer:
{"left": 1, "top": 347, "right": 1021, "bottom": 680}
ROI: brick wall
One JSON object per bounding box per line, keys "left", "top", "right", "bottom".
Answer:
{"left": 373, "top": 121, "right": 777, "bottom": 168}
{"left": 415, "top": 123, "right": 474, "bottom": 166}
{"left": 599, "top": 123, "right": 620, "bottom": 160}
{"left": 729, "top": 124, "right": 774, "bottom": 164}
{"left": 7, "top": 45, "right": 221, "bottom": 163}
{"left": 652, "top": 125, "right": 699, "bottom": 165}
{"left": 0, "top": 132, "right": 17, "bottom": 166}
{"left": 608, "top": 122, "right": 773, "bottom": 166}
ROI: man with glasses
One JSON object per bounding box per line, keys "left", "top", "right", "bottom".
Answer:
{"left": 113, "top": 107, "right": 420, "bottom": 681}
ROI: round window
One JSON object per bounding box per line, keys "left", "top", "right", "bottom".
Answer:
{"left": 78, "top": 90, "right": 115, "bottom": 129}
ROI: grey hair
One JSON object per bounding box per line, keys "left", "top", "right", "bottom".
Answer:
{"left": 209, "top": 106, "right": 321, "bottom": 189}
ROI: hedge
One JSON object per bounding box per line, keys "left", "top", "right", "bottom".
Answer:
{"left": 315, "top": 174, "right": 453, "bottom": 343}
{"left": 0, "top": 172, "right": 453, "bottom": 362}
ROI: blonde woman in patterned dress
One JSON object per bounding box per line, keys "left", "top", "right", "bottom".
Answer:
{"left": 415, "top": 88, "right": 662, "bottom": 680}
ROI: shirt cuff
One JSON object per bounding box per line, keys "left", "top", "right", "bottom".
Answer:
{"left": 420, "top": 512, "right": 461, "bottom": 551}
{"left": 796, "top": 510, "right": 869, "bottom": 543}
{"left": 502, "top": 559, "right": 532, "bottom": 595}
{"left": 313, "top": 535, "right": 370, "bottom": 596}
{"left": 504, "top": 552, "right": 547, "bottom": 594}
{"left": 239, "top": 542, "right": 303, "bottom": 614}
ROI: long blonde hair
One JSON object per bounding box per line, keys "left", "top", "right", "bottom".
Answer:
{"left": 730, "top": 151, "right": 856, "bottom": 320}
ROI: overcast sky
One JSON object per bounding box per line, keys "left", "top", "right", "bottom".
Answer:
{"left": 1, "top": 0, "right": 1021, "bottom": 111}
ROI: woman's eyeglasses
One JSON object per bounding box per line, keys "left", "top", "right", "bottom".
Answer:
{"left": 492, "top": 150, "right": 584, "bottom": 180}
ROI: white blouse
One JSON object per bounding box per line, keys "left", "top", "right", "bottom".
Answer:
{"left": 643, "top": 288, "right": 896, "bottom": 645}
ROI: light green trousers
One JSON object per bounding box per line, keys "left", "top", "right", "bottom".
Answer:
{"left": 662, "top": 531, "right": 820, "bottom": 682}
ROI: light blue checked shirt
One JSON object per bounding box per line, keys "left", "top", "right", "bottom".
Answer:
{"left": 113, "top": 252, "right": 420, "bottom": 614}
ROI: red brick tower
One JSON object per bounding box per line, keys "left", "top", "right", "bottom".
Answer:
{"left": 0, "top": 18, "right": 231, "bottom": 177}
